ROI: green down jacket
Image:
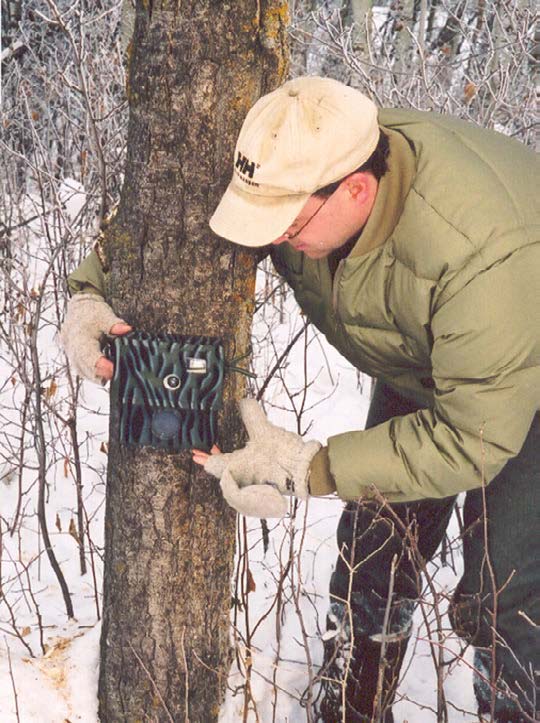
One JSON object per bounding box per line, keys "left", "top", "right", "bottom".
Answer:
{"left": 68, "top": 109, "right": 539, "bottom": 503}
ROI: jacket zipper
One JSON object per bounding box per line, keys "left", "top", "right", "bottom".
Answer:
{"left": 332, "top": 260, "right": 345, "bottom": 315}
{"left": 331, "top": 259, "right": 357, "bottom": 360}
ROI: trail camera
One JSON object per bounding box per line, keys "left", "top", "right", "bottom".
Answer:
{"left": 103, "top": 331, "right": 225, "bottom": 452}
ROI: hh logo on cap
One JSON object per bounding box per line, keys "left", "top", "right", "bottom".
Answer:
{"left": 235, "top": 152, "right": 260, "bottom": 188}
{"left": 236, "top": 152, "right": 257, "bottom": 177}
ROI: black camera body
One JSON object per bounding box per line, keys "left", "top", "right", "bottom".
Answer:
{"left": 103, "top": 331, "right": 224, "bottom": 452}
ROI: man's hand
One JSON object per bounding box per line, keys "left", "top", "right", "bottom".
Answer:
{"left": 60, "top": 293, "right": 132, "bottom": 384}
{"left": 192, "top": 445, "right": 221, "bottom": 466}
{"left": 94, "top": 322, "right": 133, "bottom": 381}
{"left": 192, "top": 399, "right": 321, "bottom": 518}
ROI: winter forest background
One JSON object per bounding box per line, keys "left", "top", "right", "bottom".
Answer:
{"left": 0, "top": 1, "right": 537, "bottom": 721}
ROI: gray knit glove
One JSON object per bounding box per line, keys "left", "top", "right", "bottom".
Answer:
{"left": 204, "top": 399, "right": 321, "bottom": 518}
{"left": 60, "top": 293, "right": 126, "bottom": 384}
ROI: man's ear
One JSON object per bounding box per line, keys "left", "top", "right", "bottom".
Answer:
{"left": 342, "top": 172, "right": 372, "bottom": 202}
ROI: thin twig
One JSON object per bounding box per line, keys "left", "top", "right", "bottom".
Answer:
{"left": 5, "top": 638, "right": 21, "bottom": 723}
{"left": 128, "top": 642, "right": 175, "bottom": 723}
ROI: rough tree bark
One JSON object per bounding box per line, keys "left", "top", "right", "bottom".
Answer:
{"left": 97, "top": 2, "right": 289, "bottom": 720}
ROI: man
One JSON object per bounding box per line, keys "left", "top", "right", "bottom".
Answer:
{"left": 61, "top": 77, "right": 539, "bottom": 721}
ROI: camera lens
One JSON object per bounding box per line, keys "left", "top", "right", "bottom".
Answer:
{"left": 151, "top": 410, "right": 182, "bottom": 440}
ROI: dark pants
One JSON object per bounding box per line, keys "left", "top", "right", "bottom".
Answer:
{"left": 329, "top": 381, "right": 539, "bottom": 721}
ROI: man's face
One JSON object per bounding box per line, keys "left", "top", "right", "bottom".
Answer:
{"left": 271, "top": 173, "right": 377, "bottom": 259}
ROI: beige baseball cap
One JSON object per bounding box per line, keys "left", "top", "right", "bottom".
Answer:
{"left": 210, "top": 76, "right": 379, "bottom": 247}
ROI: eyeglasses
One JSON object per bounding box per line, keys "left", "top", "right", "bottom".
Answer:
{"left": 282, "top": 194, "right": 330, "bottom": 241}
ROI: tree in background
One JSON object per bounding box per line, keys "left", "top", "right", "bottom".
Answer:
{"left": 291, "top": 0, "right": 536, "bottom": 146}
{"left": 1, "top": 0, "right": 130, "bottom": 631}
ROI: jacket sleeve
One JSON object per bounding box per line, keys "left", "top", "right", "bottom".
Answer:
{"left": 67, "top": 249, "right": 106, "bottom": 297}
{"left": 327, "top": 244, "right": 540, "bottom": 502}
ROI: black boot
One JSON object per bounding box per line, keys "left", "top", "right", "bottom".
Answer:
{"left": 313, "top": 604, "right": 409, "bottom": 722}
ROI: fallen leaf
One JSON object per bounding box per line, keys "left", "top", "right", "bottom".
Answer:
{"left": 464, "top": 82, "right": 477, "bottom": 101}
{"left": 69, "top": 517, "right": 80, "bottom": 545}
{"left": 45, "top": 379, "right": 58, "bottom": 399}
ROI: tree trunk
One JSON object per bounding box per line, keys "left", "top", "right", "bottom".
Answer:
{"left": 98, "top": 2, "right": 289, "bottom": 721}
{"left": 349, "top": 0, "right": 373, "bottom": 57}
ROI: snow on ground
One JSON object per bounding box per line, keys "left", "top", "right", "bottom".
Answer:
{"left": 1, "top": 256, "right": 476, "bottom": 721}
